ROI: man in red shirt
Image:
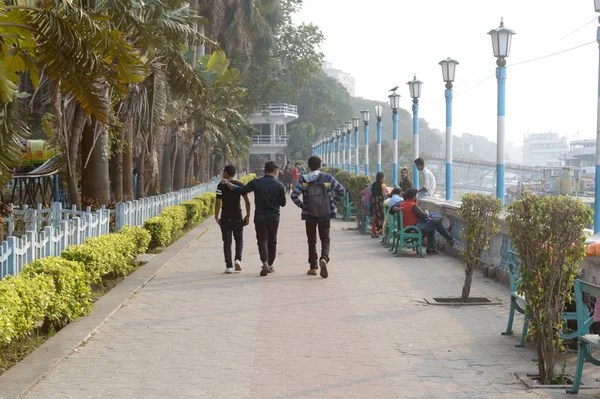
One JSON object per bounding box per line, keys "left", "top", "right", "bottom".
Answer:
{"left": 291, "top": 162, "right": 300, "bottom": 191}
{"left": 398, "top": 188, "right": 454, "bottom": 255}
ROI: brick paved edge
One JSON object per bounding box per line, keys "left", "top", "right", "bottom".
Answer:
{"left": 0, "top": 218, "right": 216, "bottom": 399}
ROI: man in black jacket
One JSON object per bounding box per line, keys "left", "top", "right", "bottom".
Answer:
{"left": 221, "top": 161, "right": 286, "bottom": 276}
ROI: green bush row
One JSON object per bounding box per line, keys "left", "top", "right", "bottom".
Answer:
{"left": 0, "top": 226, "right": 150, "bottom": 346}
{"left": 143, "top": 192, "right": 217, "bottom": 248}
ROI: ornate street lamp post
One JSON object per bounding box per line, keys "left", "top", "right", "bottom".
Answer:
{"left": 489, "top": 18, "right": 515, "bottom": 206}
{"left": 353, "top": 117, "right": 360, "bottom": 174}
{"left": 361, "top": 110, "right": 370, "bottom": 177}
{"left": 439, "top": 57, "right": 459, "bottom": 201}
{"left": 407, "top": 74, "right": 423, "bottom": 188}
{"left": 345, "top": 121, "right": 352, "bottom": 173}
{"left": 374, "top": 106, "right": 383, "bottom": 173}
{"left": 388, "top": 93, "right": 401, "bottom": 186}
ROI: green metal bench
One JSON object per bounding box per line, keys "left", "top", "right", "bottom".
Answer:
{"left": 342, "top": 192, "right": 357, "bottom": 221}
{"left": 502, "top": 251, "right": 580, "bottom": 348}
{"left": 381, "top": 206, "right": 396, "bottom": 248}
{"left": 567, "top": 279, "right": 600, "bottom": 394}
{"left": 390, "top": 211, "right": 424, "bottom": 257}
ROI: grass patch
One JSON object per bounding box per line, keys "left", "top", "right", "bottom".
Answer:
{"left": 0, "top": 330, "right": 54, "bottom": 375}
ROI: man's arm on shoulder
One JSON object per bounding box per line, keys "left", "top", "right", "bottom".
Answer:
{"left": 290, "top": 177, "right": 304, "bottom": 208}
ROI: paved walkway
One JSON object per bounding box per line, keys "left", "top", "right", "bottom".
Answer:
{"left": 23, "top": 203, "right": 600, "bottom": 398}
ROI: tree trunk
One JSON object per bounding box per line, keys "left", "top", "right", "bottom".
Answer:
{"left": 110, "top": 130, "right": 123, "bottom": 202}
{"left": 122, "top": 119, "right": 134, "bottom": 201}
{"left": 185, "top": 136, "right": 199, "bottom": 185}
{"left": 66, "top": 106, "right": 86, "bottom": 210}
{"left": 81, "top": 121, "right": 110, "bottom": 204}
{"left": 461, "top": 265, "right": 474, "bottom": 301}
{"left": 136, "top": 151, "right": 145, "bottom": 198}
{"left": 160, "top": 127, "right": 174, "bottom": 193}
{"left": 536, "top": 333, "right": 546, "bottom": 384}
{"left": 173, "top": 130, "right": 186, "bottom": 191}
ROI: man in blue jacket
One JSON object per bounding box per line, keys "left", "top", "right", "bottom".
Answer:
{"left": 291, "top": 156, "right": 345, "bottom": 278}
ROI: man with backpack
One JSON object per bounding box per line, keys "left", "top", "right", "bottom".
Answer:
{"left": 291, "top": 156, "right": 346, "bottom": 278}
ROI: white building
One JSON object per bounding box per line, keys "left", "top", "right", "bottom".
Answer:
{"left": 322, "top": 61, "right": 356, "bottom": 97}
{"left": 248, "top": 103, "right": 298, "bottom": 174}
{"left": 522, "top": 132, "right": 567, "bottom": 168}
{"left": 564, "top": 139, "right": 596, "bottom": 175}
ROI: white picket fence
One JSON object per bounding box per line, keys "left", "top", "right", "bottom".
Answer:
{"left": 0, "top": 178, "right": 219, "bottom": 280}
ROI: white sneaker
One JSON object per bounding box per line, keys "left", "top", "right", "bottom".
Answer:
{"left": 234, "top": 260, "right": 242, "bottom": 272}
{"left": 225, "top": 267, "right": 234, "bottom": 274}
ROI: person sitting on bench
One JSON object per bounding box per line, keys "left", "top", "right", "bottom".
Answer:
{"left": 399, "top": 188, "right": 454, "bottom": 255}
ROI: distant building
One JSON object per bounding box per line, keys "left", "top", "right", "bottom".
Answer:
{"left": 522, "top": 132, "right": 567, "bottom": 168}
{"left": 248, "top": 103, "right": 298, "bottom": 175}
{"left": 322, "top": 61, "right": 356, "bottom": 97}
{"left": 564, "top": 139, "right": 596, "bottom": 175}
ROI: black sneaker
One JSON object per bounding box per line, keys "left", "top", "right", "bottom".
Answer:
{"left": 260, "top": 262, "right": 270, "bottom": 276}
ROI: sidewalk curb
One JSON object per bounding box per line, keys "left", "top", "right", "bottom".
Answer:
{"left": 0, "top": 218, "right": 216, "bottom": 399}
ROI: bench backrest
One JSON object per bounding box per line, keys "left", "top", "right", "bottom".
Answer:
{"left": 507, "top": 250, "right": 521, "bottom": 294}
{"left": 572, "top": 279, "right": 599, "bottom": 336}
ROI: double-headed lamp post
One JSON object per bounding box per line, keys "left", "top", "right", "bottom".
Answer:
{"left": 489, "top": 18, "right": 515, "bottom": 206}
{"left": 388, "top": 92, "right": 401, "bottom": 186}
{"left": 407, "top": 75, "right": 423, "bottom": 188}
{"left": 345, "top": 121, "right": 352, "bottom": 173}
{"left": 339, "top": 126, "right": 346, "bottom": 171}
{"left": 374, "top": 105, "right": 383, "bottom": 173}
{"left": 439, "top": 58, "right": 459, "bottom": 201}
{"left": 330, "top": 134, "right": 335, "bottom": 167}
{"left": 361, "top": 110, "right": 370, "bottom": 177}
{"left": 353, "top": 117, "right": 360, "bottom": 174}
{"left": 594, "top": 0, "right": 600, "bottom": 232}
{"left": 335, "top": 130, "right": 340, "bottom": 169}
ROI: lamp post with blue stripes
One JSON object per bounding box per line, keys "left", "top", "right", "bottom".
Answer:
{"left": 594, "top": 2, "right": 600, "bottom": 232}
{"left": 346, "top": 121, "right": 353, "bottom": 173}
{"left": 488, "top": 19, "right": 515, "bottom": 206}
{"left": 408, "top": 75, "right": 423, "bottom": 189}
{"left": 330, "top": 134, "right": 335, "bottom": 168}
{"left": 353, "top": 118, "right": 360, "bottom": 175}
{"left": 388, "top": 93, "right": 401, "bottom": 186}
{"left": 339, "top": 126, "right": 346, "bottom": 171}
{"left": 439, "top": 58, "right": 459, "bottom": 201}
{"left": 361, "top": 110, "right": 370, "bottom": 177}
{"left": 374, "top": 106, "right": 383, "bottom": 173}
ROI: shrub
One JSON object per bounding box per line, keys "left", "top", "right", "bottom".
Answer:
{"left": 322, "top": 167, "right": 340, "bottom": 176}
{"left": 507, "top": 194, "right": 592, "bottom": 384}
{"left": 118, "top": 226, "right": 151, "bottom": 255}
{"left": 239, "top": 173, "right": 257, "bottom": 185}
{"left": 180, "top": 200, "right": 205, "bottom": 226}
{"left": 161, "top": 206, "right": 187, "bottom": 233}
{"left": 335, "top": 171, "right": 351, "bottom": 195}
{"left": 348, "top": 175, "right": 372, "bottom": 227}
{"left": 0, "top": 274, "right": 54, "bottom": 345}
{"left": 194, "top": 193, "right": 217, "bottom": 218}
{"left": 458, "top": 194, "right": 501, "bottom": 301}
{"left": 144, "top": 216, "right": 172, "bottom": 248}
{"left": 62, "top": 234, "right": 137, "bottom": 283}
{"left": 23, "top": 257, "right": 91, "bottom": 326}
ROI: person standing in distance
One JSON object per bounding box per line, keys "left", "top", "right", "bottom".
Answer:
{"left": 414, "top": 158, "right": 436, "bottom": 199}
{"left": 215, "top": 165, "right": 250, "bottom": 274}
{"left": 221, "top": 161, "right": 286, "bottom": 276}
{"left": 291, "top": 156, "right": 345, "bottom": 278}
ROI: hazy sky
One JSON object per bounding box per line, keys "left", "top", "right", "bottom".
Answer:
{"left": 293, "top": 0, "right": 600, "bottom": 147}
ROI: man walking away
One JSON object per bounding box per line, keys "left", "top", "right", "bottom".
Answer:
{"left": 414, "top": 158, "right": 436, "bottom": 199}
{"left": 215, "top": 165, "right": 250, "bottom": 274}
{"left": 222, "top": 161, "right": 286, "bottom": 276}
{"left": 291, "top": 156, "right": 345, "bottom": 278}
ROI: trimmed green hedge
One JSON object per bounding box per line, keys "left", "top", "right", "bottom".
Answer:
{"left": 23, "top": 257, "right": 92, "bottom": 327}
{"left": 0, "top": 225, "right": 149, "bottom": 347}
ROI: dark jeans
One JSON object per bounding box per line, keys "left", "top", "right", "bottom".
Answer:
{"left": 255, "top": 222, "right": 279, "bottom": 266}
{"left": 417, "top": 220, "right": 453, "bottom": 249}
{"left": 221, "top": 218, "right": 244, "bottom": 267}
{"left": 306, "top": 219, "right": 331, "bottom": 268}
